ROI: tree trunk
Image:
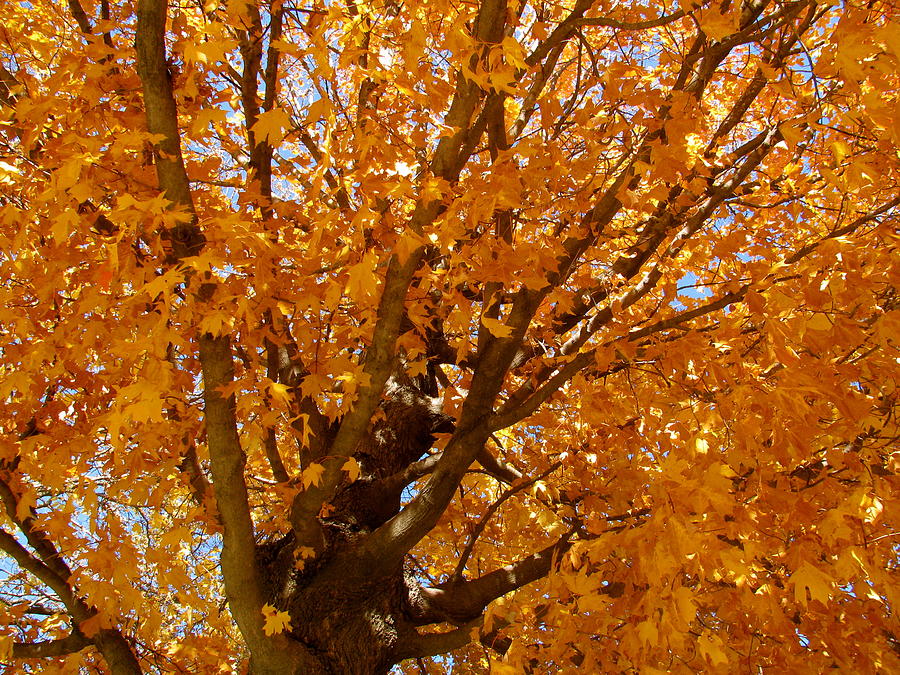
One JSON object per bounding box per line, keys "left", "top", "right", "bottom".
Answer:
{"left": 253, "top": 383, "right": 459, "bottom": 673}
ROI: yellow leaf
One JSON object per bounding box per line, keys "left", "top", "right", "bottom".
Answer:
{"left": 345, "top": 251, "right": 379, "bottom": 303}
{"left": 698, "top": 10, "right": 736, "bottom": 40}
{"left": 292, "top": 412, "right": 312, "bottom": 448}
{"left": 407, "top": 359, "right": 428, "bottom": 378}
{"left": 301, "top": 463, "right": 325, "bottom": 489}
{"left": 160, "top": 525, "right": 192, "bottom": 550}
{"left": 305, "top": 97, "right": 332, "bottom": 124}
{"left": 299, "top": 373, "right": 330, "bottom": 399}
{"left": 779, "top": 121, "right": 805, "bottom": 148}
{"left": 79, "top": 614, "right": 103, "bottom": 638}
{"left": 698, "top": 632, "right": 728, "bottom": 665}
{"left": 269, "top": 381, "right": 292, "bottom": 406}
{"left": 481, "top": 316, "right": 512, "bottom": 338}
{"left": 791, "top": 562, "right": 832, "bottom": 606}
{"left": 672, "top": 586, "right": 696, "bottom": 626}
{"left": 251, "top": 107, "right": 291, "bottom": 144}
{"left": 294, "top": 545, "right": 316, "bottom": 570}
{"left": 394, "top": 232, "right": 423, "bottom": 265}
{"left": 56, "top": 158, "right": 83, "bottom": 190}
{"left": 421, "top": 176, "right": 449, "bottom": 203}
{"left": 488, "top": 660, "right": 519, "bottom": 675}
{"left": 831, "top": 140, "right": 851, "bottom": 163}
{"left": 261, "top": 603, "right": 292, "bottom": 635}
{"left": 342, "top": 457, "right": 361, "bottom": 482}
{"left": 637, "top": 620, "right": 658, "bottom": 647}
{"left": 0, "top": 635, "right": 11, "bottom": 661}
{"left": 805, "top": 312, "right": 832, "bottom": 332}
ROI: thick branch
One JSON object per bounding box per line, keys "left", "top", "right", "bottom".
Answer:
{"left": 0, "top": 527, "right": 80, "bottom": 615}
{"left": 378, "top": 452, "right": 444, "bottom": 494}
{"left": 415, "top": 535, "right": 572, "bottom": 626}
{"left": 135, "top": 3, "right": 312, "bottom": 671}
{"left": 198, "top": 335, "right": 311, "bottom": 672}
{"left": 67, "top": 0, "right": 94, "bottom": 34}
{"left": 576, "top": 6, "right": 691, "bottom": 30}
{"left": 0, "top": 528, "right": 142, "bottom": 673}
{"left": 13, "top": 631, "right": 90, "bottom": 658}
{"left": 289, "top": 0, "right": 513, "bottom": 549}
{"left": 134, "top": 0, "right": 204, "bottom": 259}
{"left": 785, "top": 196, "right": 900, "bottom": 265}
{"left": 450, "top": 463, "right": 561, "bottom": 582}
{"left": 395, "top": 618, "right": 482, "bottom": 661}
{"left": 0, "top": 478, "right": 74, "bottom": 586}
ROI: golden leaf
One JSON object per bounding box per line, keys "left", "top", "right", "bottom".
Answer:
{"left": 261, "top": 604, "right": 292, "bottom": 636}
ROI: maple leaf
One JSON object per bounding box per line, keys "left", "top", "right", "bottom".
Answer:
{"left": 251, "top": 107, "right": 291, "bottom": 144}
{"left": 481, "top": 316, "right": 513, "bottom": 338}
{"left": 78, "top": 614, "right": 104, "bottom": 638}
{"left": 0, "top": 635, "right": 11, "bottom": 661}
{"left": 636, "top": 620, "right": 658, "bottom": 648}
{"left": 261, "top": 604, "right": 292, "bottom": 636}
{"left": 301, "top": 463, "right": 325, "bottom": 489}
{"left": 791, "top": 562, "right": 833, "bottom": 606}
{"left": 341, "top": 457, "right": 361, "bottom": 482}
{"left": 698, "top": 10, "right": 736, "bottom": 40}
{"left": 698, "top": 633, "right": 728, "bottom": 666}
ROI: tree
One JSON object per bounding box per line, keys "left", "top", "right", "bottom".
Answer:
{"left": 0, "top": 0, "right": 898, "bottom": 671}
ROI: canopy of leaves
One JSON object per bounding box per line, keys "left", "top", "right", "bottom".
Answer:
{"left": 0, "top": 0, "right": 898, "bottom": 672}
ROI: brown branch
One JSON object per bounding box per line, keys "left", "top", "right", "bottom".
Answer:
{"left": 491, "top": 286, "right": 753, "bottom": 432}
{"left": 260, "top": 0, "right": 285, "bottom": 203}
{"left": 0, "top": 527, "right": 81, "bottom": 615}
{"left": 0, "top": 64, "right": 118, "bottom": 235}
{"left": 475, "top": 447, "right": 523, "bottom": 485}
{"left": 100, "top": 0, "right": 113, "bottom": 47}
{"left": 288, "top": 247, "right": 425, "bottom": 547}
{"left": 0, "top": 527, "right": 143, "bottom": 673}
{"left": 0, "top": 471, "right": 143, "bottom": 673}
{"left": 575, "top": 6, "right": 691, "bottom": 30}
{"left": 67, "top": 0, "right": 94, "bottom": 34}
{"left": 357, "top": 0, "right": 731, "bottom": 569}
{"left": 378, "top": 453, "right": 444, "bottom": 494}
{"left": 13, "top": 631, "right": 90, "bottom": 658}
{"left": 415, "top": 534, "right": 573, "bottom": 626}
{"left": 135, "top": 1, "right": 315, "bottom": 670}
{"left": 289, "top": 0, "right": 512, "bottom": 554}
{"left": 134, "top": 0, "right": 203, "bottom": 260}
{"left": 395, "top": 618, "right": 483, "bottom": 661}
{"left": 625, "top": 288, "right": 748, "bottom": 342}
{"left": 358, "top": 289, "right": 545, "bottom": 571}
{"left": 196, "top": 334, "right": 304, "bottom": 666}
{"left": 785, "top": 196, "right": 900, "bottom": 265}
{"left": 450, "top": 462, "right": 561, "bottom": 583}
{"left": 0, "top": 472, "right": 77, "bottom": 592}
{"left": 525, "top": 0, "right": 595, "bottom": 68}
{"left": 541, "top": 2, "right": 792, "bottom": 321}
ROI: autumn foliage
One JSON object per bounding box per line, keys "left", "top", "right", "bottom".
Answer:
{"left": 0, "top": 0, "right": 899, "bottom": 671}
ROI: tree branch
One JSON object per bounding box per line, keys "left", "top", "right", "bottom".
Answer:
{"left": 134, "top": 0, "right": 203, "bottom": 260}
{"left": 785, "top": 196, "right": 900, "bottom": 265}
{"left": 450, "top": 462, "right": 561, "bottom": 583}
{"left": 0, "top": 527, "right": 80, "bottom": 615}
{"left": 576, "top": 6, "right": 691, "bottom": 30}
{"left": 415, "top": 534, "right": 572, "bottom": 626}
{"left": 13, "top": 631, "right": 90, "bottom": 658}
{"left": 395, "top": 618, "right": 482, "bottom": 661}
{"left": 135, "top": 2, "right": 313, "bottom": 670}
{"left": 289, "top": 0, "right": 514, "bottom": 552}
{"left": 68, "top": 0, "right": 94, "bottom": 34}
